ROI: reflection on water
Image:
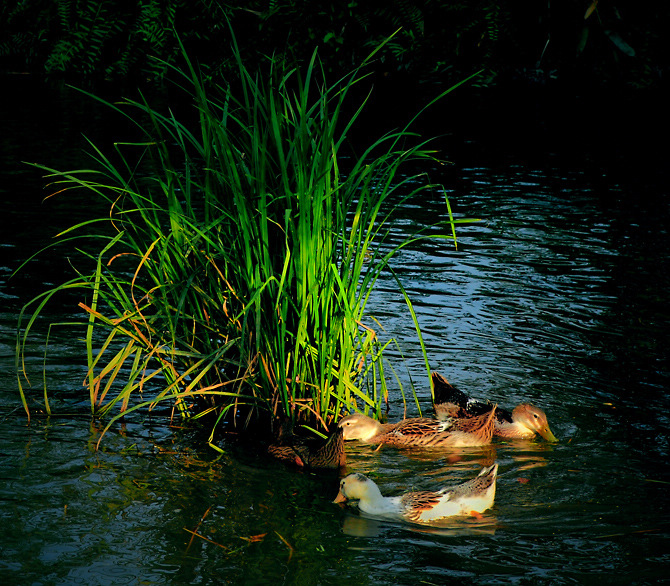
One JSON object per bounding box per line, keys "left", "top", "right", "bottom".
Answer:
{"left": 340, "top": 510, "right": 498, "bottom": 538}
{"left": 1, "top": 79, "right": 669, "bottom": 584}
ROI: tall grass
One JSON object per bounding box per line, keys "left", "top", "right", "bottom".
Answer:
{"left": 16, "top": 38, "right": 475, "bottom": 443}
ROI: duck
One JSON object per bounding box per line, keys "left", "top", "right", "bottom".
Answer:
{"left": 267, "top": 425, "right": 345, "bottom": 469}
{"left": 432, "top": 372, "right": 558, "bottom": 442}
{"left": 333, "top": 464, "right": 498, "bottom": 525}
{"left": 337, "top": 406, "right": 497, "bottom": 448}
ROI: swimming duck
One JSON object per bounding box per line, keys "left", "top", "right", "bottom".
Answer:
{"left": 333, "top": 464, "right": 498, "bottom": 525}
{"left": 432, "top": 372, "right": 558, "bottom": 442}
{"left": 268, "top": 425, "right": 345, "bottom": 469}
{"left": 338, "top": 406, "right": 497, "bottom": 448}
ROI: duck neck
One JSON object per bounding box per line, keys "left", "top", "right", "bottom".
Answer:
{"left": 360, "top": 420, "right": 392, "bottom": 442}
{"left": 497, "top": 419, "right": 535, "bottom": 439}
{"left": 358, "top": 487, "right": 398, "bottom": 516}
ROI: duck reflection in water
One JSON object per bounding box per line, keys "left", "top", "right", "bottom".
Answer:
{"left": 340, "top": 509, "right": 498, "bottom": 537}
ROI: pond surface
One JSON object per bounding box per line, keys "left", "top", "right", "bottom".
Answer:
{"left": 1, "top": 76, "right": 669, "bottom": 585}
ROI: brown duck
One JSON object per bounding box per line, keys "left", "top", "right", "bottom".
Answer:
{"left": 338, "top": 405, "right": 497, "bottom": 448}
{"left": 432, "top": 372, "right": 558, "bottom": 442}
{"left": 268, "top": 425, "right": 345, "bottom": 469}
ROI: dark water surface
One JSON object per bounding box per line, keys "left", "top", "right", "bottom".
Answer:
{"left": 1, "top": 77, "right": 669, "bottom": 585}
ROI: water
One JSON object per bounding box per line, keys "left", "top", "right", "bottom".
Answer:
{"left": 1, "top": 77, "right": 669, "bottom": 585}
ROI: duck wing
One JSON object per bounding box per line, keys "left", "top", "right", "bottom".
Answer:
{"left": 376, "top": 417, "right": 451, "bottom": 446}
{"left": 394, "top": 418, "right": 450, "bottom": 435}
{"left": 399, "top": 490, "right": 443, "bottom": 524}
{"left": 445, "top": 405, "right": 498, "bottom": 444}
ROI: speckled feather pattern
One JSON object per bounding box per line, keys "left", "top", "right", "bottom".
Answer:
{"left": 268, "top": 425, "right": 345, "bottom": 469}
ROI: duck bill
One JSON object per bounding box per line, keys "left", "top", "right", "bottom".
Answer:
{"left": 539, "top": 426, "right": 558, "bottom": 442}
{"left": 333, "top": 491, "right": 348, "bottom": 504}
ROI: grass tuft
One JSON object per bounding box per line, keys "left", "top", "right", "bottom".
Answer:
{"left": 16, "top": 35, "right": 478, "bottom": 440}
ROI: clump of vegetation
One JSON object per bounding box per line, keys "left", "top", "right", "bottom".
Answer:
{"left": 16, "top": 36, "right": 471, "bottom": 445}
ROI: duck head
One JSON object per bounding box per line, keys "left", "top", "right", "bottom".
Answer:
{"left": 512, "top": 404, "right": 558, "bottom": 442}
{"left": 333, "top": 473, "right": 381, "bottom": 503}
{"left": 338, "top": 413, "right": 383, "bottom": 441}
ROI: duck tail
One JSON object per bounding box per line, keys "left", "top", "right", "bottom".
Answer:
{"left": 432, "top": 372, "right": 474, "bottom": 421}
{"left": 478, "top": 463, "right": 498, "bottom": 478}
{"left": 431, "top": 372, "right": 470, "bottom": 407}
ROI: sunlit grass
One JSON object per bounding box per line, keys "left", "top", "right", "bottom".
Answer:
{"left": 16, "top": 36, "right": 477, "bottom": 442}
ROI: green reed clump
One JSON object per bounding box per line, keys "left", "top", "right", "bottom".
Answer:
{"left": 16, "top": 39, "right": 472, "bottom": 441}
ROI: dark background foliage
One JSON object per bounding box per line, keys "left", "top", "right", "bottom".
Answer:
{"left": 1, "top": 0, "right": 666, "bottom": 92}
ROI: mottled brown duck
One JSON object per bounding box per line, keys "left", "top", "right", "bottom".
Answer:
{"left": 431, "top": 372, "right": 558, "bottom": 442}
{"left": 337, "top": 406, "right": 497, "bottom": 448}
{"left": 268, "top": 425, "right": 345, "bottom": 469}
